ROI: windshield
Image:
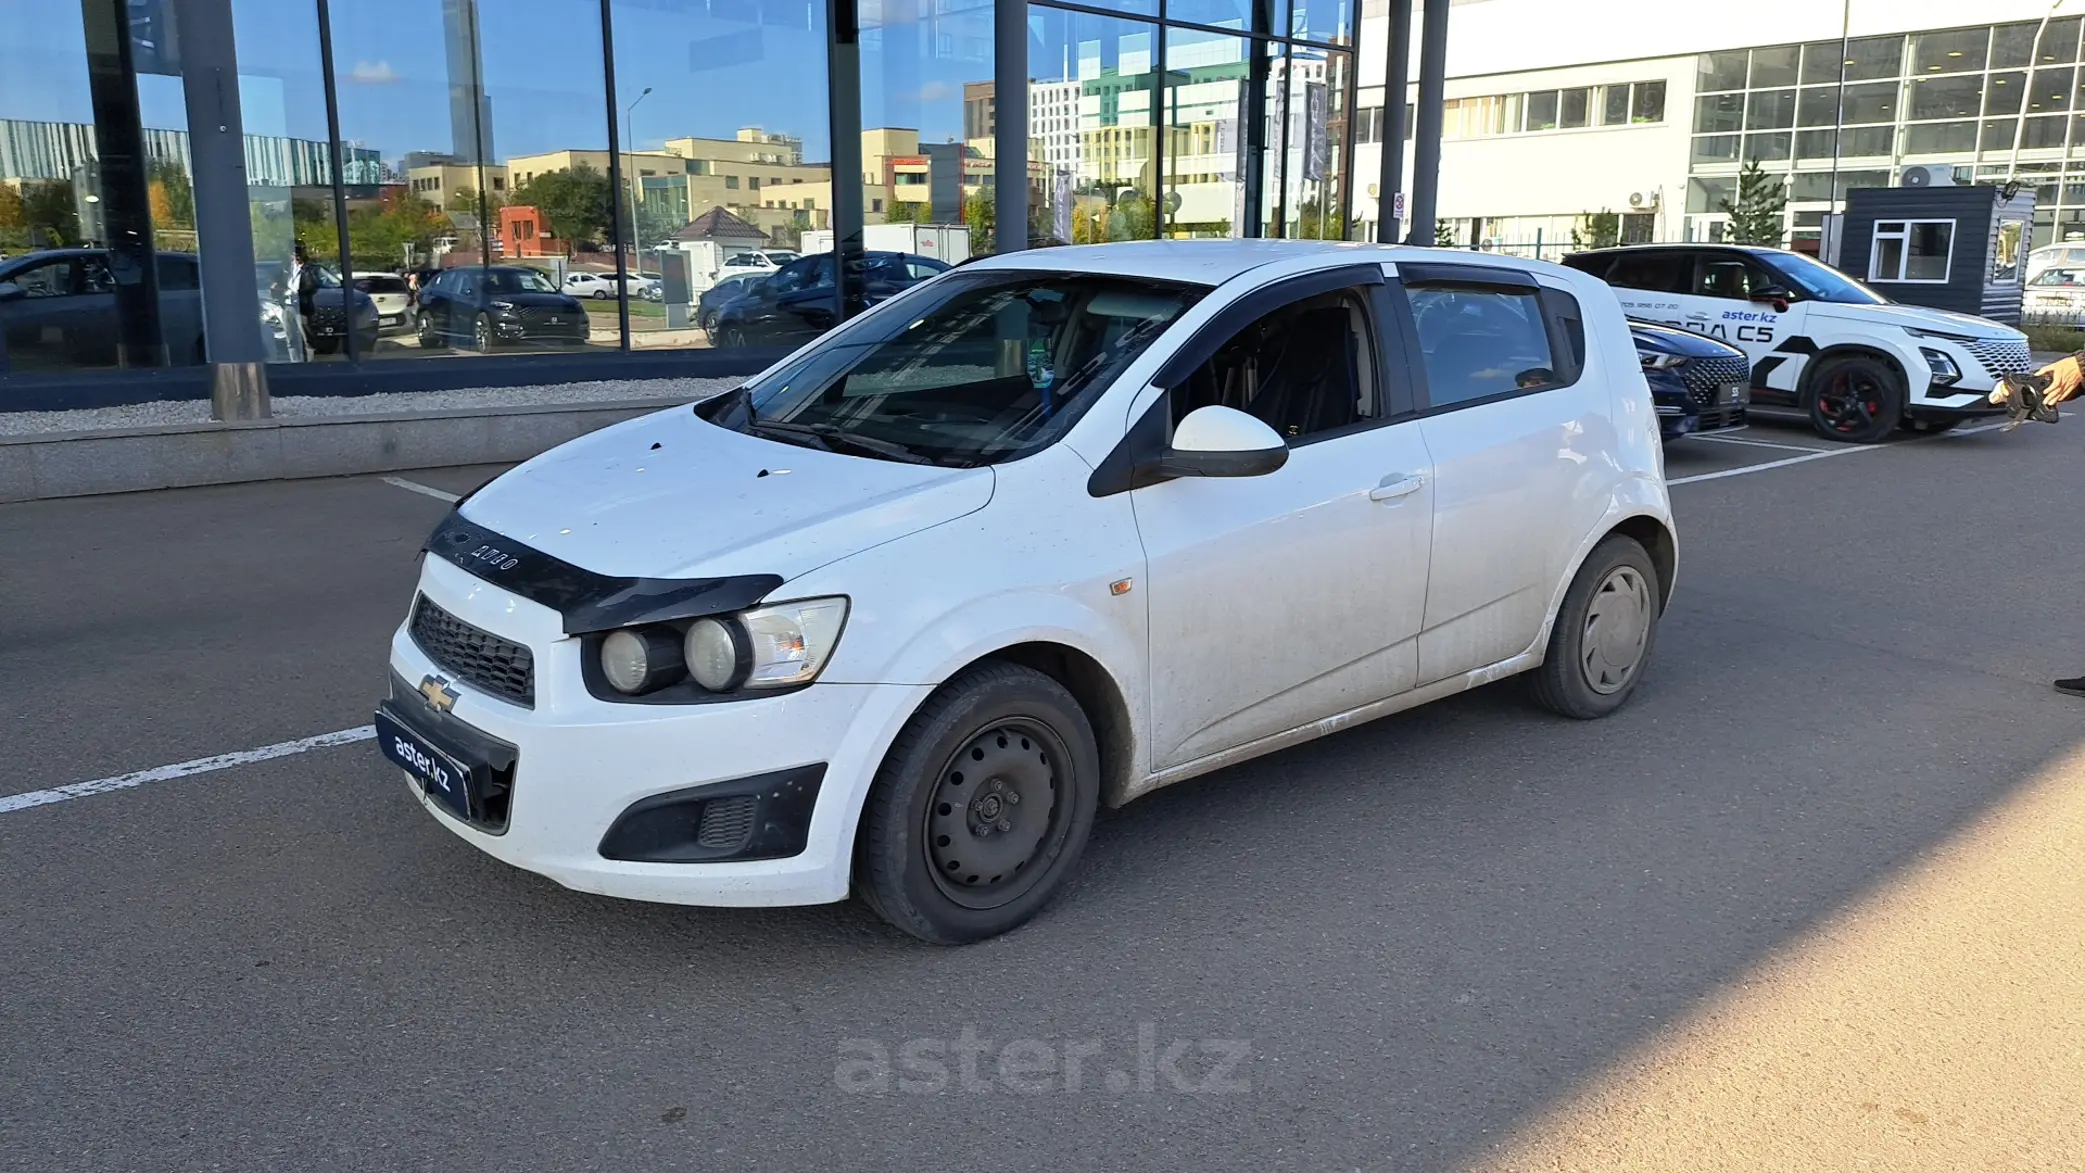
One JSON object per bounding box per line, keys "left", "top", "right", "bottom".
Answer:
{"left": 357, "top": 275, "right": 407, "bottom": 294}
{"left": 484, "top": 268, "right": 560, "bottom": 294}
{"left": 1766, "top": 251, "right": 1888, "bottom": 305}
{"left": 705, "top": 271, "right": 1205, "bottom": 467}
{"left": 2032, "top": 267, "right": 2085, "bottom": 287}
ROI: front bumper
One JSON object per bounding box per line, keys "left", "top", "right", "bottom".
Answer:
{"left": 383, "top": 556, "right": 931, "bottom": 907}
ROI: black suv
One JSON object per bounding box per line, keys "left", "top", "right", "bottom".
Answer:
{"left": 415, "top": 265, "right": 591, "bottom": 351}
{"left": 1631, "top": 320, "right": 1750, "bottom": 441}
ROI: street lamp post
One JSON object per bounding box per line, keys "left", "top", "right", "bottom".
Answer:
{"left": 625, "top": 86, "right": 651, "bottom": 279}
{"left": 2009, "top": 0, "right": 2075, "bottom": 188}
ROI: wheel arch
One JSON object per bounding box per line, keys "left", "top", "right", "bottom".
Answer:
{"left": 973, "top": 641, "right": 1139, "bottom": 810}
{"left": 1799, "top": 342, "right": 1914, "bottom": 402}
{"left": 1608, "top": 514, "right": 1677, "bottom": 610}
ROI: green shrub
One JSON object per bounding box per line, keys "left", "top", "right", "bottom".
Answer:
{"left": 2024, "top": 324, "right": 2085, "bottom": 355}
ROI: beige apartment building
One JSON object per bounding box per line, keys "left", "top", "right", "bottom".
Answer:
{"left": 404, "top": 161, "right": 508, "bottom": 205}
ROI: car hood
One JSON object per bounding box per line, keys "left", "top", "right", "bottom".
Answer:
{"left": 457, "top": 407, "right": 995, "bottom": 582}
{"left": 1629, "top": 318, "right": 1745, "bottom": 358}
{"left": 487, "top": 291, "right": 581, "bottom": 309}
{"left": 1807, "top": 301, "right": 2021, "bottom": 340}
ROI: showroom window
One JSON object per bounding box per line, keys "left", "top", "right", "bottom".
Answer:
{"left": 1870, "top": 219, "right": 1955, "bottom": 282}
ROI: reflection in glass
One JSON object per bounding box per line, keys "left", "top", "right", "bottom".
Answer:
{"left": 1691, "top": 135, "right": 1739, "bottom": 165}
{"left": 613, "top": 0, "right": 832, "bottom": 349}
{"left": 1559, "top": 88, "right": 1588, "bottom": 129}
{"left": 1600, "top": 84, "right": 1630, "bottom": 126}
{"left": 1162, "top": 27, "right": 1251, "bottom": 239}
{"left": 1843, "top": 36, "right": 1904, "bottom": 82}
{"left": 1749, "top": 45, "right": 1800, "bottom": 89}
{"left": 1906, "top": 73, "right": 1985, "bottom": 121}
{"left": 1743, "top": 132, "right": 1791, "bottom": 163}
{"left": 1840, "top": 81, "right": 1898, "bottom": 124}
{"left": 1698, "top": 51, "right": 1749, "bottom": 93}
{"left": 1524, "top": 90, "right": 1558, "bottom": 131}
{"left": 1029, "top": 8, "right": 1159, "bottom": 244}
{"left": 1993, "top": 18, "right": 2081, "bottom": 68}
{"left": 1633, "top": 81, "right": 1666, "bottom": 123}
{"left": 1745, "top": 89, "right": 1796, "bottom": 130}
{"left": 1280, "top": 45, "right": 1345, "bottom": 239}
{"left": 1984, "top": 71, "right": 2025, "bottom": 117}
{"left": 325, "top": 0, "right": 614, "bottom": 358}
{"left": 1901, "top": 121, "right": 1977, "bottom": 156}
{"left": 863, "top": 0, "right": 994, "bottom": 250}
{"left": 1909, "top": 28, "right": 1988, "bottom": 75}
{"left": 1695, "top": 93, "right": 1743, "bottom": 135}
{"left": 1799, "top": 41, "right": 1845, "bottom": 85}
{"left": 1290, "top": 0, "right": 1351, "bottom": 46}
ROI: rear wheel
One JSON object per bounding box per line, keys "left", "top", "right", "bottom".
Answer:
{"left": 853, "top": 662, "right": 1100, "bottom": 944}
{"left": 1529, "top": 535, "right": 1661, "bottom": 720}
{"left": 1804, "top": 353, "right": 1902, "bottom": 443}
{"left": 472, "top": 313, "right": 496, "bottom": 352}
{"left": 719, "top": 325, "right": 747, "bottom": 348}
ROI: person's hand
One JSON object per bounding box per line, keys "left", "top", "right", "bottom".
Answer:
{"left": 2042, "top": 353, "right": 2085, "bottom": 406}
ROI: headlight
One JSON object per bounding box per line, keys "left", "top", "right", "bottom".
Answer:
{"left": 1920, "top": 346, "right": 1963, "bottom": 386}
{"left": 601, "top": 627, "right": 686, "bottom": 695}
{"left": 679, "top": 597, "right": 848, "bottom": 693}
{"left": 1906, "top": 326, "right": 1978, "bottom": 344}
{"left": 1639, "top": 351, "right": 1687, "bottom": 371}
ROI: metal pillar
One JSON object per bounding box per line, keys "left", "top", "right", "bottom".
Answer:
{"left": 993, "top": 0, "right": 1028, "bottom": 250}
{"left": 1375, "top": 0, "right": 1411, "bottom": 243}
{"left": 827, "top": 0, "right": 866, "bottom": 322}
{"left": 1405, "top": 0, "right": 1448, "bottom": 245}
{"left": 79, "top": 0, "right": 167, "bottom": 367}
{"left": 171, "top": 0, "right": 270, "bottom": 413}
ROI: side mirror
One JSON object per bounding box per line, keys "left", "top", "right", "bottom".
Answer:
{"left": 1157, "top": 406, "right": 1288, "bottom": 479}
{"left": 1750, "top": 285, "right": 1793, "bottom": 305}
{"left": 0, "top": 281, "right": 24, "bottom": 303}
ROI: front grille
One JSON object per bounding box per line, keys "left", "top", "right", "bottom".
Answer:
{"left": 409, "top": 595, "right": 535, "bottom": 708}
{"left": 1964, "top": 336, "right": 2032, "bottom": 381}
{"left": 516, "top": 307, "right": 583, "bottom": 335}
{"left": 1695, "top": 405, "right": 1747, "bottom": 430}
{"left": 1679, "top": 355, "right": 1751, "bottom": 406}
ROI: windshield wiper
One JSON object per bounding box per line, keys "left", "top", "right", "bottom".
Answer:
{"left": 751, "top": 419, "right": 936, "bottom": 464}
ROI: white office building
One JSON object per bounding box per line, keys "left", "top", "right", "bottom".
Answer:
{"left": 1354, "top": 0, "right": 2085, "bottom": 254}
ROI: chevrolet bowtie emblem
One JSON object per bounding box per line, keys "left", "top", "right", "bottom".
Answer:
{"left": 418, "top": 675, "right": 460, "bottom": 714}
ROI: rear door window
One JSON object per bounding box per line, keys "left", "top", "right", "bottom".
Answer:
{"left": 1604, "top": 250, "right": 1692, "bottom": 294}
{"left": 1406, "top": 285, "right": 1561, "bottom": 408}
{"left": 1169, "top": 289, "right": 1381, "bottom": 444}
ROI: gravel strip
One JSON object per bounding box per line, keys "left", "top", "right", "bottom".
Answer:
{"left": 0, "top": 376, "right": 742, "bottom": 437}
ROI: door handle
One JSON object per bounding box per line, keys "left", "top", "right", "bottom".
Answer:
{"left": 1368, "top": 473, "right": 1427, "bottom": 502}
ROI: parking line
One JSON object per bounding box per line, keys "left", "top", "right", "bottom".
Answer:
{"left": 1690, "top": 433, "right": 1834, "bottom": 454}
{"left": 1668, "top": 445, "right": 1882, "bottom": 485}
{"left": 0, "top": 726, "right": 375, "bottom": 817}
{"left": 381, "top": 476, "right": 460, "bottom": 503}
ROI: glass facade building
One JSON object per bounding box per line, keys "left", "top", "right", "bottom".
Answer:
{"left": 0, "top": 0, "right": 1358, "bottom": 389}
{"left": 1687, "top": 17, "right": 2085, "bottom": 250}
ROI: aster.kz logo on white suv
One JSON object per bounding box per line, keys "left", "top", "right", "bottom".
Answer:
{"left": 1566, "top": 244, "right": 2031, "bottom": 442}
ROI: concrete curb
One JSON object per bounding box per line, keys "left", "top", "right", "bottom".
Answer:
{"left": 0, "top": 397, "right": 691, "bottom": 504}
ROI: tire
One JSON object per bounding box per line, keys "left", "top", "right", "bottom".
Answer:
{"left": 416, "top": 312, "right": 446, "bottom": 351}
{"left": 853, "top": 662, "right": 1101, "bottom": 945}
{"left": 591, "top": 288, "right": 609, "bottom": 300}
{"left": 1804, "top": 353, "right": 1902, "bottom": 443}
{"left": 311, "top": 336, "right": 340, "bottom": 356}
{"left": 718, "top": 325, "right": 747, "bottom": 348}
{"left": 1900, "top": 416, "right": 1961, "bottom": 435}
{"left": 473, "top": 313, "right": 496, "bottom": 352}
{"left": 1529, "top": 534, "right": 1661, "bottom": 720}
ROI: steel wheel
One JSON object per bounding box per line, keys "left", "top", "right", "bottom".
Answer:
{"left": 1580, "top": 565, "right": 1652, "bottom": 695}
{"left": 923, "top": 720, "right": 1068, "bottom": 910}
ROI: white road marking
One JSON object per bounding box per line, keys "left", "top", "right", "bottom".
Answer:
{"left": 381, "top": 476, "right": 461, "bottom": 503}
{"left": 1668, "top": 445, "right": 1883, "bottom": 485}
{"left": 0, "top": 726, "right": 376, "bottom": 816}
{"left": 1943, "top": 420, "right": 2017, "bottom": 437}
{"left": 1691, "top": 433, "right": 1834, "bottom": 454}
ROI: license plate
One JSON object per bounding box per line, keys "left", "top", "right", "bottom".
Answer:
{"left": 1720, "top": 381, "right": 1743, "bottom": 405}
{"left": 375, "top": 706, "right": 476, "bottom": 822}
{"left": 380, "top": 314, "right": 402, "bottom": 326}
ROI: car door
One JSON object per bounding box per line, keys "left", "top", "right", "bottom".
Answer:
{"left": 1596, "top": 248, "right": 1694, "bottom": 329}
{"left": 765, "top": 255, "right": 840, "bottom": 343}
{"left": 0, "top": 256, "right": 89, "bottom": 370}
{"left": 1685, "top": 250, "right": 1809, "bottom": 404}
{"left": 1129, "top": 267, "right": 1435, "bottom": 770}
{"left": 1398, "top": 262, "right": 1607, "bottom": 683}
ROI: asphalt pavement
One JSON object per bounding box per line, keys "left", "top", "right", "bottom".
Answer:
{"left": 3, "top": 416, "right": 2081, "bottom": 1172}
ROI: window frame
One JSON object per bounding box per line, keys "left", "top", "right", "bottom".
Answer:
{"left": 1868, "top": 218, "right": 1956, "bottom": 284}
{"left": 1389, "top": 262, "right": 1583, "bottom": 417}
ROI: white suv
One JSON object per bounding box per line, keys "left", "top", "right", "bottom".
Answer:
{"left": 377, "top": 241, "right": 1676, "bottom": 943}
{"left": 1566, "top": 244, "right": 2032, "bottom": 442}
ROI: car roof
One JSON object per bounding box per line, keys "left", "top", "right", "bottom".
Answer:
{"left": 963, "top": 239, "right": 1571, "bottom": 286}
{"left": 1569, "top": 242, "right": 1787, "bottom": 257}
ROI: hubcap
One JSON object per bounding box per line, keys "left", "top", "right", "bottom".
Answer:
{"left": 924, "top": 721, "right": 1064, "bottom": 909}
{"left": 1580, "top": 566, "right": 1651, "bottom": 695}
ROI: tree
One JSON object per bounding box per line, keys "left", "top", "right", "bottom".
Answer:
{"left": 147, "top": 160, "right": 195, "bottom": 230}
{"left": 20, "top": 181, "right": 80, "bottom": 246}
{"left": 1570, "top": 209, "right": 1620, "bottom": 250}
{"left": 1294, "top": 198, "right": 1330, "bottom": 240}
{"left": 883, "top": 198, "right": 928, "bottom": 224}
{"left": 346, "top": 195, "right": 448, "bottom": 269}
{"left": 1720, "top": 159, "right": 1787, "bottom": 246}
{"left": 964, "top": 188, "right": 994, "bottom": 251}
{"left": 509, "top": 164, "right": 612, "bottom": 245}
{"left": 1433, "top": 220, "right": 1456, "bottom": 248}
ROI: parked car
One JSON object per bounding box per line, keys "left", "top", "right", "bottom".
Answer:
{"left": 376, "top": 240, "right": 1676, "bottom": 943}
{"left": 563, "top": 271, "right": 657, "bottom": 301}
{"left": 711, "top": 250, "right": 950, "bottom": 348}
{"left": 353, "top": 271, "right": 414, "bottom": 334}
{"left": 712, "top": 248, "right": 801, "bottom": 284}
{"left": 1631, "top": 319, "right": 1750, "bottom": 441}
{"left": 1564, "top": 243, "right": 2027, "bottom": 441}
{"left": 2022, "top": 264, "right": 2085, "bottom": 328}
{"left": 256, "top": 260, "right": 381, "bottom": 356}
{"left": 697, "top": 271, "right": 765, "bottom": 334}
{"left": 0, "top": 248, "right": 207, "bottom": 370}
{"left": 415, "top": 265, "right": 590, "bottom": 351}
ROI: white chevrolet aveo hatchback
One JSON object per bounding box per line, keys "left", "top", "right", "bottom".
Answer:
{"left": 379, "top": 241, "right": 1677, "bottom": 943}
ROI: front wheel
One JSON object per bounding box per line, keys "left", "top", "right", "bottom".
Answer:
{"left": 417, "top": 312, "right": 446, "bottom": 350}
{"left": 472, "top": 313, "right": 496, "bottom": 352}
{"left": 591, "top": 288, "right": 609, "bottom": 300}
{"left": 1805, "top": 354, "right": 1902, "bottom": 443}
{"left": 1529, "top": 535, "right": 1661, "bottom": 720}
{"left": 718, "top": 325, "right": 747, "bottom": 348}
{"left": 853, "top": 662, "right": 1100, "bottom": 944}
